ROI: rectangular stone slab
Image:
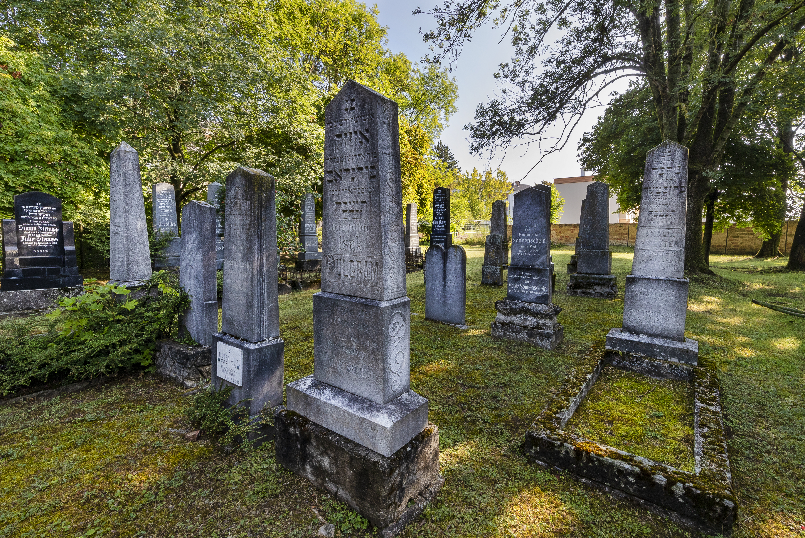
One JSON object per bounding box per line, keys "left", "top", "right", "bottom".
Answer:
{"left": 621, "top": 275, "right": 689, "bottom": 341}
{"left": 424, "top": 245, "right": 466, "bottom": 326}
{"left": 576, "top": 249, "right": 612, "bottom": 275}
{"left": 606, "top": 328, "right": 699, "bottom": 365}
{"left": 286, "top": 375, "right": 428, "bottom": 457}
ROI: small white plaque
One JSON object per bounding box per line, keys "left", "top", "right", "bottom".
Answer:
{"left": 217, "top": 343, "right": 243, "bottom": 387}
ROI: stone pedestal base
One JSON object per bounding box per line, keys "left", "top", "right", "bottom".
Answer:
{"left": 212, "top": 332, "right": 284, "bottom": 416}
{"left": 286, "top": 375, "right": 428, "bottom": 457}
{"left": 155, "top": 340, "right": 211, "bottom": 389}
{"left": 491, "top": 299, "right": 563, "bottom": 349}
{"left": 481, "top": 264, "right": 503, "bottom": 286}
{"left": 567, "top": 273, "right": 617, "bottom": 298}
{"left": 275, "top": 410, "right": 443, "bottom": 537}
{"left": 577, "top": 249, "right": 612, "bottom": 274}
{"left": 606, "top": 328, "right": 699, "bottom": 365}
{"left": 0, "top": 286, "right": 83, "bottom": 313}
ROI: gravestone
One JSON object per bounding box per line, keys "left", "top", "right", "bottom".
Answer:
{"left": 430, "top": 187, "right": 451, "bottom": 249}
{"left": 207, "top": 182, "right": 224, "bottom": 271}
{"left": 425, "top": 244, "right": 466, "bottom": 326}
{"left": 606, "top": 141, "right": 698, "bottom": 364}
{"left": 567, "top": 199, "right": 583, "bottom": 275}
{"left": 297, "top": 193, "right": 322, "bottom": 270}
{"left": 490, "top": 199, "right": 508, "bottom": 264}
{"left": 567, "top": 182, "right": 617, "bottom": 298}
{"left": 152, "top": 182, "right": 181, "bottom": 269}
{"left": 180, "top": 201, "right": 218, "bottom": 347}
{"left": 110, "top": 142, "right": 152, "bottom": 285}
{"left": 480, "top": 234, "right": 505, "bottom": 286}
{"left": 277, "top": 81, "right": 442, "bottom": 535}
{"left": 405, "top": 203, "right": 421, "bottom": 255}
{"left": 1, "top": 191, "right": 83, "bottom": 291}
{"left": 211, "top": 166, "right": 284, "bottom": 416}
{"left": 490, "top": 185, "right": 563, "bottom": 349}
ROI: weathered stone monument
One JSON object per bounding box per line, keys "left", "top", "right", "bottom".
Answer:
{"left": 110, "top": 142, "right": 152, "bottom": 285}
{"left": 296, "top": 193, "right": 322, "bottom": 270}
{"left": 180, "top": 201, "right": 218, "bottom": 347}
{"left": 211, "top": 166, "right": 284, "bottom": 416}
{"left": 405, "top": 203, "right": 421, "bottom": 255}
{"left": 491, "top": 185, "right": 563, "bottom": 349}
{"left": 430, "top": 187, "right": 451, "bottom": 249}
{"left": 1, "top": 191, "right": 83, "bottom": 292}
{"left": 607, "top": 141, "right": 698, "bottom": 364}
{"left": 207, "top": 182, "right": 224, "bottom": 271}
{"left": 425, "top": 244, "right": 466, "bottom": 326}
{"left": 480, "top": 234, "right": 505, "bottom": 286}
{"left": 567, "top": 182, "right": 617, "bottom": 298}
{"left": 276, "top": 81, "right": 442, "bottom": 536}
{"left": 152, "top": 182, "right": 181, "bottom": 269}
{"left": 490, "top": 199, "right": 508, "bottom": 264}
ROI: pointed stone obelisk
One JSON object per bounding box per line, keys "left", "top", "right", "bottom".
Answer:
{"left": 606, "top": 141, "right": 698, "bottom": 364}
{"left": 276, "top": 81, "right": 442, "bottom": 536}
{"left": 180, "top": 201, "right": 218, "bottom": 347}
{"left": 211, "top": 167, "right": 284, "bottom": 415}
{"left": 567, "top": 182, "right": 617, "bottom": 298}
{"left": 110, "top": 142, "right": 151, "bottom": 285}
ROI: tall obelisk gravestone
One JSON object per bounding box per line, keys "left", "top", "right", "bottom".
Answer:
{"left": 277, "top": 81, "right": 442, "bottom": 536}
{"left": 491, "top": 185, "right": 563, "bottom": 349}
{"left": 207, "top": 182, "right": 224, "bottom": 270}
{"left": 211, "top": 167, "right": 284, "bottom": 415}
{"left": 110, "top": 142, "right": 151, "bottom": 285}
{"left": 606, "top": 141, "right": 698, "bottom": 364}
{"left": 180, "top": 201, "right": 218, "bottom": 347}
{"left": 405, "top": 203, "right": 421, "bottom": 255}
{"left": 152, "top": 182, "right": 181, "bottom": 269}
{"left": 567, "top": 182, "right": 617, "bottom": 298}
{"left": 481, "top": 199, "right": 508, "bottom": 285}
{"left": 430, "top": 187, "right": 451, "bottom": 249}
{"left": 296, "top": 193, "right": 322, "bottom": 270}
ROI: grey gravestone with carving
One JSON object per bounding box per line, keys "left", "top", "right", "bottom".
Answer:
{"left": 430, "top": 187, "right": 451, "bottom": 249}
{"left": 110, "top": 142, "right": 152, "bottom": 285}
{"left": 405, "top": 203, "right": 421, "bottom": 255}
{"left": 567, "top": 182, "right": 617, "bottom": 298}
{"left": 207, "top": 182, "right": 224, "bottom": 271}
{"left": 490, "top": 199, "right": 508, "bottom": 264}
{"left": 152, "top": 182, "right": 181, "bottom": 269}
{"left": 491, "top": 185, "right": 563, "bottom": 349}
{"left": 180, "top": 201, "right": 218, "bottom": 347}
{"left": 1, "top": 191, "right": 83, "bottom": 291}
{"left": 277, "top": 81, "right": 442, "bottom": 535}
{"left": 425, "top": 244, "right": 466, "bottom": 326}
{"left": 606, "top": 141, "right": 698, "bottom": 364}
{"left": 297, "top": 193, "right": 322, "bottom": 270}
{"left": 481, "top": 234, "right": 505, "bottom": 286}
{"left": 211, "top": 167, "right": 284, "bottom": 416}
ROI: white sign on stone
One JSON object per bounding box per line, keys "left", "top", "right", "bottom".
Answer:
{"left": 217, "top": 342, "right": 244, "bottom": 386}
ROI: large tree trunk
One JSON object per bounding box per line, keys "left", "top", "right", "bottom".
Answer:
{"left": 703, "top": 189, "right": 718, "bottom": 265}
{"left": 758, "top": 117, "right": 794, "bottom": 258}
{"left": 684, "top": 166, "right": 712, "bottom": 273}
{"left": 787, "top": 202, "right": 805, "bottom": 270}
{"left": 756, "top": 232, "right": 783, "bottom": 258}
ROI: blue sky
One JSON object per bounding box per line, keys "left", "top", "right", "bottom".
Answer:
{"left": 372, "top": 2, "right": 627, "bottom": 184}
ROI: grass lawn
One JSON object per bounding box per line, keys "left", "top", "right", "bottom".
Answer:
{"left": 0, "top": 246, "right": 803, "bottom": 537}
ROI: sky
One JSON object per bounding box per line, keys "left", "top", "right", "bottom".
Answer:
{"left": 371, "top": 1, "right": 628, "bottom": 185}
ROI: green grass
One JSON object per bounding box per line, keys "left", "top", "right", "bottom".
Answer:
{"left": 564, "top": 366, "right": 695, "bottom": 472}
{"left": 0, "top": 247, "right": 803, "bottom": 537}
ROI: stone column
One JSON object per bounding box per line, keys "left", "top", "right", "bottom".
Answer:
{"left": 277, "top": 81, "right": 442, "bottom": 536}
{"left": 491, "top": 185, "right": 563, "bottom": 349}
{"left": 152, "top": 182, "right": 180, "bottom": 269}
{"left": 296, "top": 192, "right": 322, "bottom": 270}
{"left": 180, "top": 201, "right": 218, "bottom": 347}
{"left": 430, "top": 187, "right": 451, "bottom": 249}
{"left": 607, "top": 141, "right": 698, "bottom": 364}
{"left": 567, "top": 182, "right": 617, "bottom": 298}
{"left": 110, "top": 142, "right": 152, "bottom": 285}
{"left": 405, "top": 203, "right": 421, "bottom": 255}
{"left": 425, "top": 244, "right": 467, "bottom": 326}
{"left": 211, "top": 166, "right": 284, "bottom": 415}
{"left": 207, "top": 182, "right": 224, "bottom": 271}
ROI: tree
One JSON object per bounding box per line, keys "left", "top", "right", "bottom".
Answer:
{"left": 434, "top": 141, "right": 459, "bottom": 170}
{"left": 544, "top": 182, "right": 565, "bottom": 225}
{"left": 419, "top": 0, "right": 805, "bottom": 272}
{"left": 452, "top": 168, "right": 513, "bottom": 223}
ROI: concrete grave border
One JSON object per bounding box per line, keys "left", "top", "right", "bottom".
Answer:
{"left": 523, "top": 346, "right": 736, "bottom": 535}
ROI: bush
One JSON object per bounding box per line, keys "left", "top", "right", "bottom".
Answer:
{"left": 0, "top": 271, "right": 189, "bottom": 396}
{"left": 185, "top": 386, "right": 270, "bottom": 451}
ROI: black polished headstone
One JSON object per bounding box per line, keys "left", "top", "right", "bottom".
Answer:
{"left": 430, "top": 187, "right": 451, "bottom": 249}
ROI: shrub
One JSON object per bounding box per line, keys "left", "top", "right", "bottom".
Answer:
{"left": 185, "top": 386, "right": 270, "bottom": 451}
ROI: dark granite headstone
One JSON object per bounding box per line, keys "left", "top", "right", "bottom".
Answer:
{"left": 481, "top": 234, "right": 505, "bottom": 286}
{"left": 297, "top": 193, "right": 321, "bottom": 269}
{"left": 567, "top": 182, "right": 617, "bottom": 298}
{"left": 405, "top": 203, "right": 421, "bottom": 255}
{"left": 491, "top": 185, "right": 563, "bottom": 349}
{"left": 430, "top": 187, "right": 451, "bottom": 249}
{"left": 279, "top": 81, "right": 440, "bottom": 535}
{"left": 180, "top": 201, "right": 218, "bottom": 347}
{"left": 110, "top": 142, "right": 152, "bottom": 285}
{"left": 207, "top": 182, "right": 224, "bottom": 271}
{"left": 211, "top": 166, "right": 284, "bottom": 416}
{"left": 152, "top": 182, "right": 180, "bottom": 268}
{"left": 1, "top": 191, "right": 83, "bottom": 291}
{"left": 425, "top": 244, "right": 466, "bottom": 326}
{"left": 606, "top": 141, "right": 698, "bottom": 364}
{"left": 490, "top": 199, "right": 508, "bottom": 264}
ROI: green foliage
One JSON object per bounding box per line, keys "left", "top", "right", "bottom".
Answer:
{"left": 451, "top": 168, "right": 513, "bottom": 224}
{"left": 0, "top": 272, "right": 189, "bottom": 396}
{"left": 321, "top": 498, "right": 369, "bottom": 533}
{"left": 185, "top": 386, "right": 267, "bottom": 451}
{"left": 544, "top": 181, "right": 565, "bottom": 224}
